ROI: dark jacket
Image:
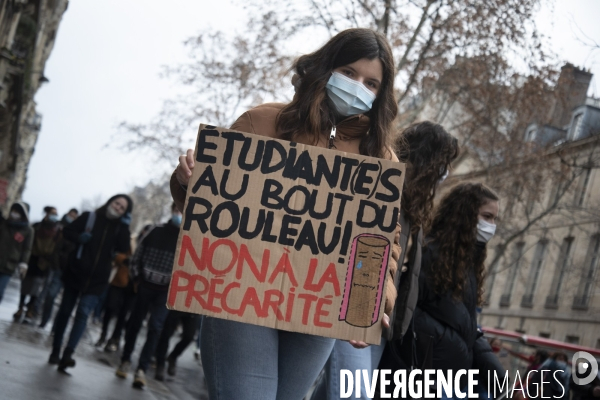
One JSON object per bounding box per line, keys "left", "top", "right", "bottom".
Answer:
{"left": 473, "top": 336, "right": 507, "bottom": 395}
{"left": 0, "top": 202, "right": 34, "bottom": 276}
{"left": 571, "top": 371, "right": 600, "bottom": 400}
{"left": 412, "top": 241, "right": 479, "bottom": 375}
{"left": 26, "top": 220, "right": 62, "bottom": 277}
{"left": 385, "top": 210, "right": 423, "bottom": 341}
{"left": 131, "top": 221, "right": 180, "bottom": 290}
{"left": 62, "top": 208, "right": 131, "bottom": 295}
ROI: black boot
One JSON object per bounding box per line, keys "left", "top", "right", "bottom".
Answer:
{"left": 48, "top": 348, "right": 61, "bottom": 365}
{"left": 58, "top": 347, "right": 76, "bottom": 371}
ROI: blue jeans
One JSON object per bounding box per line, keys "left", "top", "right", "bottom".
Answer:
{"left": 121, "top": 285, "right": 169, "bottom": 372}
{"left": 52, "top": 284, "right": 100, "bottom": 352}
{"left": 39, "top": 269, "right": 63, "bottom": 327}
{"left": 201, "top": 317, "right": 335, "bottom": 400}
{"left": 311, "top": 338, "right": 386, "bottom": 400}
{"left": 0, "top": 273, "right": 12, "bottom": 304}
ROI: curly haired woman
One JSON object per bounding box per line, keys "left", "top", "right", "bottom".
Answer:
{"left": 394, "top": 182, "right": 501, "bottom": 398}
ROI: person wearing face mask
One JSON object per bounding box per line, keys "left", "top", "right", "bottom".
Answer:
{"left": 529, "top": 352, "right": 571, "bottom": 400}
{"left": 49, "top": 194, "right": 132, "bottom": 372}
{"left": 171, "top": 28, "right": 402, "bottom": 400}
{"left": 60, "top": 208, "right": 79, "bottom": 226}
{"left": 116, "top": 202, "right": 182, "bottom": 389}
{"left": 0, "top": 202, "right": 34, "bottom": 304}
{"left": 14, "top": 206, "right": 62, "bottom": 323}
{"left": 391, "top": 182, "right": 502, "bottom": 399}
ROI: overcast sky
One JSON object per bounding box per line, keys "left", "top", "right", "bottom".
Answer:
{"left": 21, "top": 0, "right": 600, "bottom": 223}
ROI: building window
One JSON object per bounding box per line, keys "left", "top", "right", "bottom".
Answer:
{"left": 570, "top": 113, "right": 584, "bottom": 140}
{"left": 565, "top": 335, "right": 580, "bottom": 345}
{"left": 573, "top": 234, "right": 600, "bottom": 310}
{"left": 522, "top": 240, "right": 548, "bottom": 307}
{"left": 596, "top": 338, "right": 600, "bottom": 349}
{"left": 500, "top": 242, "right": 525, "bottom": 307}
{"left": 574, "top": 168, "right": 592, "bottom": 207}
{"left": 546, "top": 237, "right": 574, "bottom": 308}
{"left": 539, "top": 332, "right": 551, "bottom": 339}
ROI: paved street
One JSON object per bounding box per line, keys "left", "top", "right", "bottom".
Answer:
{"left": 0, "top": 275, "right": 209, "bottom": 400}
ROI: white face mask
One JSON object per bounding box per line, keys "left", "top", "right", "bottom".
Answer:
{"left": 10, "top": 211, "right": 21, "bottom": 220}
{"left": 106, "top": 206, "right": 122, "bottom": 220}
{"left": 476, "top": 219, "right": 496, "bottom": 243}
{"left": 325, "top": 72, "right": 376, "bottom": 116}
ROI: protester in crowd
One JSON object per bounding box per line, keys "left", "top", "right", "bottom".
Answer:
{"left": 116, "top": 203, "right": 182, "bottom": 389}
{"left": 171, "top": 28, "right": 402, "bottom": 400}
{"left": 61, "top": 208, "right": 79, "bottom": 226}
{"left": 95, "top": 251, "right": 135, "bottom": 352}
{"left": 0, "top": 202, "right": 34, "bottom": 304}
{"left": 14, "top": 206, "right": 61, "bottom": 323}
{"left": 49, "top": 194, "right": 132, "bottom": 372}
{"left": 312, "top": 121, "right": 459, "bottom": 399}
{"left": 391, "top": 182, "right": 501, "bottom": 397}
{"left": 36, "top": 207, "right": 79, "bottom": 326}
{"left": 154, "top": 310, "right": 200, "bottom": 381}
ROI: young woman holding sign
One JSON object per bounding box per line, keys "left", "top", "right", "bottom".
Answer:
{"left": 171, "top": 28, "right": 401, "bottom": 400}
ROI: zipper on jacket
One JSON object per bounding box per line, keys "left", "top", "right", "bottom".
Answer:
{"left": 328, "top": 125, "right": 336, "bottom": 149}
{"left": 82, "top": 225, "right": 109, "bottom": 292}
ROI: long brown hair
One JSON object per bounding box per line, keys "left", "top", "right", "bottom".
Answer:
{"left": 427, "top": 182, "right": 499, "bottom": 305}
{"left": 276, "top": 28, "right": 398, "bottom": 158}
{"left": 396, "top": 121, "right": 459, "bottom": 234}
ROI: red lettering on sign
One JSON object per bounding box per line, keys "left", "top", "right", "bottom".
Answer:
{"left": 268, "top": 249, "right": 298, "bottom": 287}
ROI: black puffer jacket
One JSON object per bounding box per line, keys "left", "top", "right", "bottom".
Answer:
{"left": 62, "top": 198, "right": 131, "bottom": 295}
{"left": 412, "top": 241, "right": 479, "bottom": 375}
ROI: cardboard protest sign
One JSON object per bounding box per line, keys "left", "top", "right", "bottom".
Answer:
{"left": 167, "top": 124, "right": 405, "bottom": 344}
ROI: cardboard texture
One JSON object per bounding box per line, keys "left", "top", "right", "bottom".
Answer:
{"left": 167, "top": 124, "right": 405, "bottom": 344}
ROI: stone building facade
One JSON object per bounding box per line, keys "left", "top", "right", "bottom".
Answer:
{"left": 0, "top": 0, "right": 68, "bottom": 215}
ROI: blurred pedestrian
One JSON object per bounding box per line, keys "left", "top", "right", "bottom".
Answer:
{"left": 61, "top": 208, "right": 79, "bottom": 226}
{"left": 49, "top": 194, "right": 132, "bottom": 372}
{"left": 14, "top": 206, "right": 61, "bottom": 323}
{"left": 95, "top": 251, "right": 136, "bottom": 353}
{"left": 172, "top": 28, "right": 401, "bottom": 400}
{"left": 154, "top": 310, "right": 200, "bottom": 381}
{"left": 116, "top": 203, "right": 181, "bottom": 389}
{"left": 0, "top": 202, "right": 33, "bottom": 304}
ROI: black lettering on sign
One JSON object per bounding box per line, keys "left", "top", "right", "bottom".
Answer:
{"left": 261, "top": 180, "right": 284, "bottom": 210}
{"left": 239, "top": 208, "right": 266, "bottom": 240}
{"left": 219, "top": 169, "right": 248, "bottom": 201}
{"left": 375, "top": 168, "right": 402, "bottom": 202}
{"left": 210, "top": 202, "right": 240, "bottom": 238}
{"left": 183, "top": 197, "right": 213, "bottom": 233}
{"left": 339, "top": 157, "right": 359, "bottom": 191}
{"left": 314, "top": 155, "right": 341, "bottom": 189}
{"left": 239, "top": 138, "right": 265, "bottom": 172}
{"left": 279, "top": 215, "right": 301, "bottom": 246}
{"left": 295, "top": 219, "right": 319, "bottom": 255}
{"left": 192, "top": 166, "right": 218, "bottom": 196}
{"left": 221, "top": 131, "right": 245, "bottom": 167}
{"left": 196, "top": 129, "right": 219, "bottom": 164}
{"left": 353, "top": 161, "right": 380, "bottom": 196}
{"left": 261, "top": 141, "right": 287, "bottom": 174}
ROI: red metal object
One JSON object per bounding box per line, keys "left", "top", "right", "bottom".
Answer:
{"left": 482, "top": 326, "right": 600, "bottom": 357}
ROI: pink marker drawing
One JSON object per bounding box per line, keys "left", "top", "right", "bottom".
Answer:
{"left": 339, "top": 233, "right": 390, "bottom": 327}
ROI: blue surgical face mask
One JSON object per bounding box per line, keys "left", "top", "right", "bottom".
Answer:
{"left": 48, "top": 214, "right": 59, "bottom": 223}
{"left": 326, "top": 72, "right": 376, "bottom": 116}
{"left": 171, "top": 214, "right": 182, "bottom": 226}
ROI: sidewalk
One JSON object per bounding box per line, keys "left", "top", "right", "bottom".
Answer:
{"left": 0, "top": 275, "right": 208, "bottom": 400}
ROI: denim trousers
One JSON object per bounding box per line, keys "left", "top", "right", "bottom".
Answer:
{"left": 39, "top": 269, "right": 63, "bottom": 327}
{"left": 310, "top": 338, "right": 387, "bottom": 400}
{"left": 0, "top": 273, "right": 12, "bottom": 304}
{"left": 201, "top": 317, "right": 335, "bottom": 400}
{"left": 121, "top": 284, "right": 169, "bottom": 372}
{"left": 52, "top": 284, "right": 100, "bottom": 352}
